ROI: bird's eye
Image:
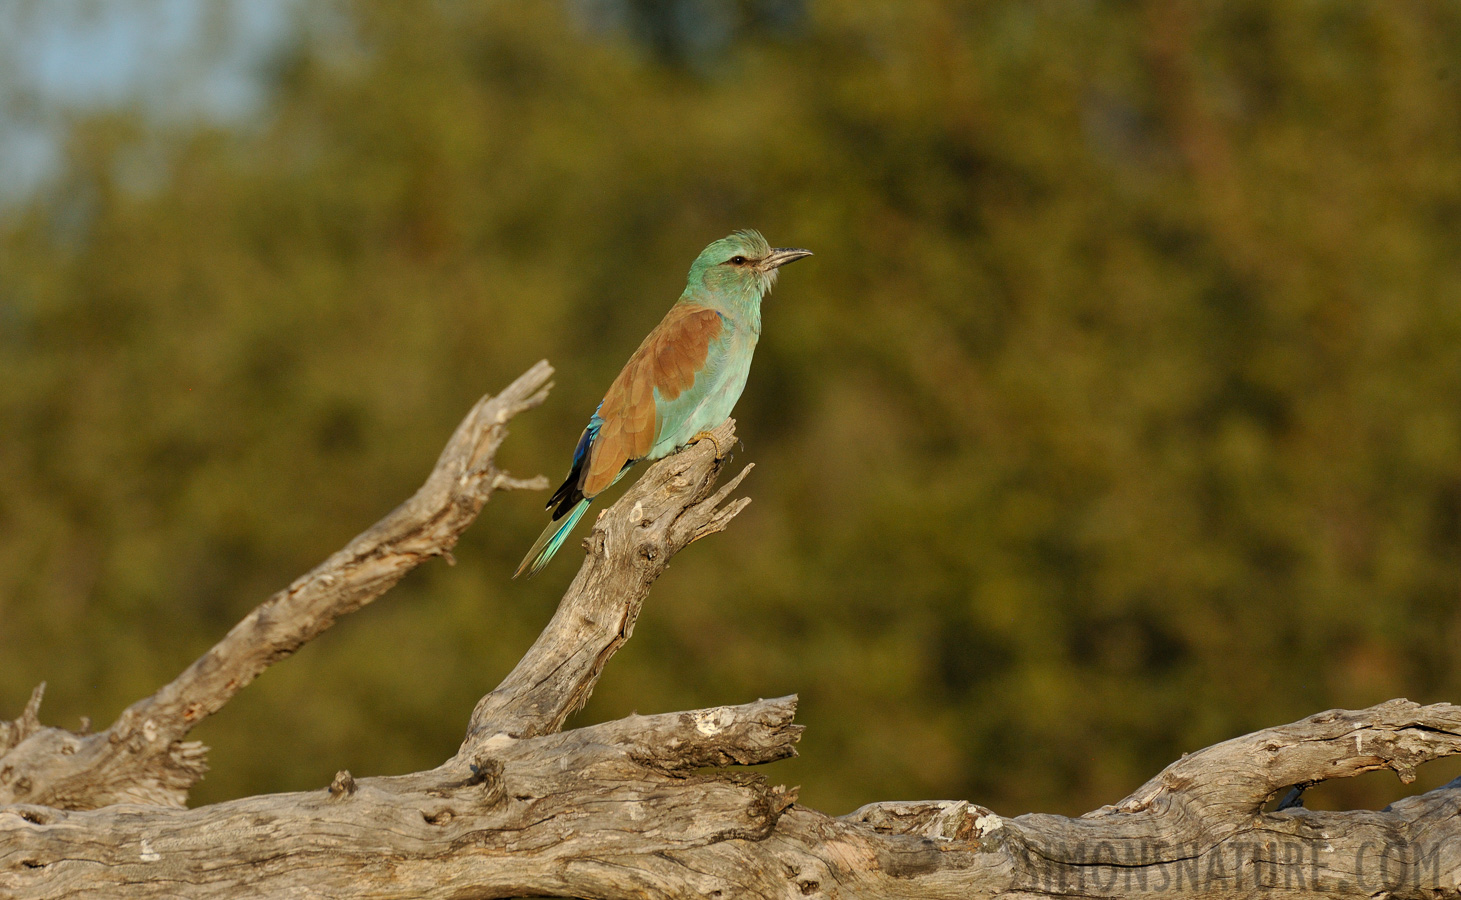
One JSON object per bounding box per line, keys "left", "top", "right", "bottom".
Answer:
{"left": 729, "top": 255, "right": 747, "bottom": 265}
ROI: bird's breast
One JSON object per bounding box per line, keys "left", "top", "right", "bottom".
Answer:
{"left": 647, "top": 326, "right": 757, "bottom": 458}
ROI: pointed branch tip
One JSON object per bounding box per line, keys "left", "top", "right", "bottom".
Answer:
{"left": 493, "top": 473, "right": 551, "bottom": 492}
{"left": 22, "top": 682, "right": 45, "bottom": 723}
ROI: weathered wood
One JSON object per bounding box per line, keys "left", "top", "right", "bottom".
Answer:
{"left": 4, "top": 360, "right": 1461, "bottom": 899}
{"left": 6, "top": 699, "right": 1461, "bottom": 898}
{"left": 1, "top": 698, "right": 803, "bottom": 900}
{"left": 466, "top": 416, "right": 751, "bottom": 744}
{"left": 0, "top": 362, "right": 553, "bottom": 809}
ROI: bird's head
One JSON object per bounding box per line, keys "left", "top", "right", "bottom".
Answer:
{"left": 687, "top": 229, "right": 812, "bottom": 301}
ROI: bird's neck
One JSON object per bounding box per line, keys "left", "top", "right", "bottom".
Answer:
{"left": 681, "top": 284, "right": 763, "bottom": 335}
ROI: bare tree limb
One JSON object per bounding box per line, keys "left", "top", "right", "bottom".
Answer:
{"left": 1100, "top": 698, "right": 1461, "bottom": 818}
{"left": 0, "top": 361, "right": 554, "bottom": 810}
{"left": 1, "top": 697, "right": 803, "bottom": 900}
{"left": 7, "top": 699, "right": 1461, "bottom": 898}
{"left": 0, "top": 684, "right": 44, "bottom": 757}
{"left": 464, "top": 417, "right": 750, "bottom": 745}
{"left": 6, "top": 368, "right": 1461, "bottom": 898}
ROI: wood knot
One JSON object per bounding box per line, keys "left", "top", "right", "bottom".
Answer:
{"left": 467, "top": 757, "right": 502, "bottom": 784}
{"left": 449, "top": 756, "right": 506, "bottom": 806}
{"left": 329, "top": 770, "right": 357, "bottom": 798}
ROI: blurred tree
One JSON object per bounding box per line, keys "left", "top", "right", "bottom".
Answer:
{"left": 571, "top": 0, "right": 805, "bottom": 68}
{"left": 1, "top": 0, "right": 1458, "bottom": 816}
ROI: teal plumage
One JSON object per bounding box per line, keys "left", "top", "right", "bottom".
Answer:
{"left": 515, "top": 230, "right": 811, "bottom": 578}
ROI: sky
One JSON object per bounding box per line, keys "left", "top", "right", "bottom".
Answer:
{"left": 0, "top": 0, "right": 298, "bottom": 202}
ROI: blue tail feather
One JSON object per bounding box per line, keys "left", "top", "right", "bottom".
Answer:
{"left": 514, "top": 498, "right": 591, "bottom": 579}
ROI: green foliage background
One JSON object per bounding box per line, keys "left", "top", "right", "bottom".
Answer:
{"left": 2, "top": 0, "right": 1460, "bottom": 817}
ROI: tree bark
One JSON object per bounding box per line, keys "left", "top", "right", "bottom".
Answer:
{"left": 4, "top": 362, "right": 1459, "bottom": 899}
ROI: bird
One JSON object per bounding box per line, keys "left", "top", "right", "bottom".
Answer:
{"left": 515, "top": 230, "right": 811, "bottom": 578}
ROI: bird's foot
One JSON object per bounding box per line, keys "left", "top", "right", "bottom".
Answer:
{"left": 688, "top": 430, "right": 729, "bottom": 459}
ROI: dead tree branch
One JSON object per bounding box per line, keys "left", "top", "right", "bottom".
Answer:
{"left": 4, "top": 362, "right": 1460, "bottom": 899}
{"left": 466, "top": 416, "right": 750, "bottom": 743}
{"left": 0, "top": 361, "right": 553, "bottom": 810}
{"left": 9, "top": 695, "right": 1461, "bottom": 898}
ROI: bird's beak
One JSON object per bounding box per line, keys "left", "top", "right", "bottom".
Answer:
{"left": 761, "top": 248, "right": 813, "bottom": 269}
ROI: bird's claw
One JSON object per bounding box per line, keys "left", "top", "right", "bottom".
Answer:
{"left": 688, "top": 430, "right": 729, "bottom": 459}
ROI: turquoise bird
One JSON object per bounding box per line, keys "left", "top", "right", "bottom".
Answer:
{"left": 515, "top": 230, "right": 811, "bottom": 578}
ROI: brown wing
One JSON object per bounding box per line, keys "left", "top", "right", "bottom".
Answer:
{"left": 581, "top": 304, "right": 723, "bottom": 496}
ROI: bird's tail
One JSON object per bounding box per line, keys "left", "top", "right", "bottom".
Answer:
{"left": 514, "top": 498, "right": 591, "bottom": 579}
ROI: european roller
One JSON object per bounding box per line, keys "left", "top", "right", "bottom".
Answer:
{"left": 515, "top": 230, "right": 811, "bottom": 578}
